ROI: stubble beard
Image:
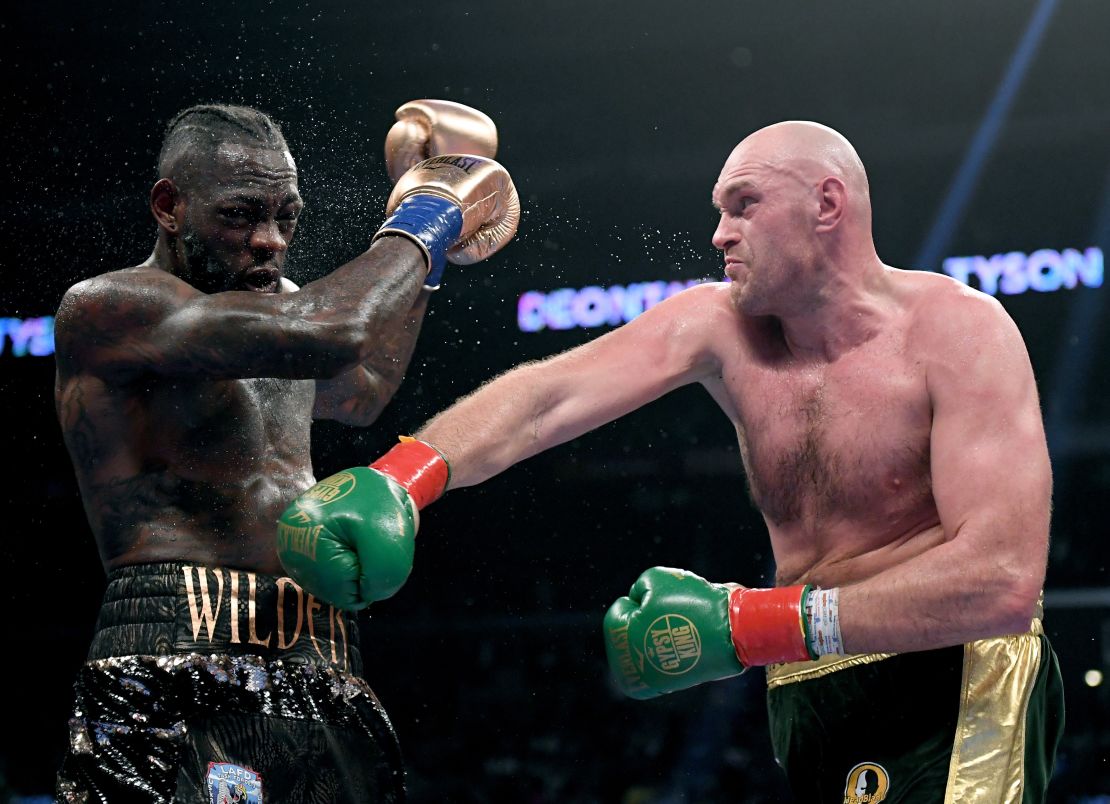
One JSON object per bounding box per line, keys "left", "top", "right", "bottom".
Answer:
{"left": 729, "top": 270, "right": 765, "bottom": 316}
{"left": 180, "top": 223, "right": 236, "bottom": 294}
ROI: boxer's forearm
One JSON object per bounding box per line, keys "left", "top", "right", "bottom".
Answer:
{"left": 290, "top": 238, "right": 427, "bottom": 368}
{"left": 313, "top": 287, "right": 431, "bottom": 425}
{"left": 417, "top": 360, "right": 566, "bottom": 488}
{"left": 837, "top": 519, "right": 1046, "bottom": 653}
{"left": 285, "top": 147, "right": 519, "bottom": 376}
{"left": 353, "top": 290, "right": 431, "bottom": 413}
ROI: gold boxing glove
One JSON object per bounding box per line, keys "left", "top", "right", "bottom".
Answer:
{"left": 384, "top": 100, "right": 498, "bottom": 184}
{"left": 373, "top": 155, "right": 520, "bottom": 288}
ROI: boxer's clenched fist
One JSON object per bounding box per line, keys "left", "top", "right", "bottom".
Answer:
{"left": 604, "top": 567, "right": 746, "bottom": 699}
{"left": 604, "top": 567, "right": 815, "bottom": 699}
{"left": 277, "top": 439, "right": 449, "bottom": 610}
{"left": 373, "top": 154, "right": 520, "bottom": 287}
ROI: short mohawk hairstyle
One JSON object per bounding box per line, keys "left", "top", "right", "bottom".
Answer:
{"left": 157, "top": 103, "right": 290, "bottom": 183}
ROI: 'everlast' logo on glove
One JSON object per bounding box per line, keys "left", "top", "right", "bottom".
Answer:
{"left": 420, "top": 154, "right": 485, "bottom": 173}
{"left": 279, "top": 471, "right": 362, "bottom": 560}
{"left": 276, "top": 522, "right": 324, "bottom": 561}
{"left": 606, "top": 624, "right": 650, "bottom": 697}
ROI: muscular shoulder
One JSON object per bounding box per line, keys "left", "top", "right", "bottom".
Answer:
{"left": 649, "top": 280, "right": 737, "bottom": 329}
{"left": 637, "top": 280, "right": 737, "bottom": 350}
{"left": 573, "top": 280, "right": 734, "bottom": 381}
{"left": 901, "top": 268, "right": 1016, "bottom": 350}
{"left": 55, "top": 266, "right": 196, "bottom": 368}
{"left": 897, "top": 268, "right": 1031, "bottom": 392}
{"left": 57, "top": 266, "right": 193, "bottom": 322}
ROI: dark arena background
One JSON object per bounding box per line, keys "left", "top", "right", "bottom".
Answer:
{"left": 3, "top": 1, "right": 1110, "bottom": 801}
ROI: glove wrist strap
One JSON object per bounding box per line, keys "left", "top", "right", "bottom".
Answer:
{"left": 804, "top": 587, "right": 844, "bottom": 657}
{"left": 369, "top": 437, "right": 450, "bottom": 509}
{"left": 728, "top": 584, "right": 816, "bottom": 666}
{"left": 372, "top": 195, "right": 463, "bottom": 290}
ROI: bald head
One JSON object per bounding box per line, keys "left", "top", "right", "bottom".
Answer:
{"left": 713, "top": 120, "right": 874, "bottom": 252}
{"left": 711, "top": 121, "right": 881, "bottom": 306}
{"left": 727, "top": 121, "right": 869, "bottom": 197}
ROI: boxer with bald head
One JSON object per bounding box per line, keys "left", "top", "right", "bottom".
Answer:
{"left": 53, "top": 101, "right": 518, "bottom": 802}
{"left": 284, "top": 120, "right": 1063, "bottom": 801}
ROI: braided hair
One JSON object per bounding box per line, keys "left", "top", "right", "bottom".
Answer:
{"left": 157, "top": 103, "right": 290, "bottom": 187}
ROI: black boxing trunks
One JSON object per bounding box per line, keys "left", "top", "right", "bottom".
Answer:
{"left": 765, "top": 621, "right": 1064, "bottom": 803}
{"left": 55, "top": 562, "right": 405, "bottom": 803}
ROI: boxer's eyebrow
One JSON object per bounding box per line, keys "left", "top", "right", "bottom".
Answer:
{"left": 222, "top": 191, "right": 303, "bottom": 208}
{"left": 713, "top": 179, "right": 758, "bottom": 210}
{"left": 721, "top": 179, "right": 757, "bottom": 196}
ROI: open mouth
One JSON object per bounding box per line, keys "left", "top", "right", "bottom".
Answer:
{"left": 241, "top": 266, "right": 281, "bottom": 293}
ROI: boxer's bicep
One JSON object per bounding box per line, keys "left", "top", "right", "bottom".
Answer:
{"left": 539, "top": 301, "right": 718, "bottom": 441}
{"left": 57, "top": 270, "right": 358, "bottom": 382}
{"left": 147, "top": 297, "right": 346, "bottom": 379}
{"left": 927, "top": 295, "right": 1050, "bottom": 594}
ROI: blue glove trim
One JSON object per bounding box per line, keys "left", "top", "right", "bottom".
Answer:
{"left": 376, "top": 195, "right": 463, "bottom": 287}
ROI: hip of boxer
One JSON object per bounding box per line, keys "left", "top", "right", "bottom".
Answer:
{"left": 58, "top": 562, "right": 405, "bottom": 803}
{"left": 765, "top": 618, "right": 1064, "bottom": 804}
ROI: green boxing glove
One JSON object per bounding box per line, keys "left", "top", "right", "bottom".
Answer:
{"left": 277, "top": 438, "right": 449, "bottom": 611}
{"left": 603, "top": 567, "right": 816, "bottom": 699}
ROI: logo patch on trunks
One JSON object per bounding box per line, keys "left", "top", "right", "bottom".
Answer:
{"left": 207, "top": 762, "right": 263, "bottom": 804}
{"left": 843, "top": 761, "right": 889, "bottom": 803}
{"left": 644, "top": 614, "right": 702, "bottom": 675}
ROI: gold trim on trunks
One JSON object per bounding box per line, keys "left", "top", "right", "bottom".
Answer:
{"left": 943, "top": 619, "right": 1044, "bottom": 803}
{"left": 765, "top": 651, "right": 896, "bottom": 688}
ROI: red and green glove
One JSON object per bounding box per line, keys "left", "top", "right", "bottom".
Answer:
{"left": 603, "top": 566, "right": 818, "bottom": 699}
{"left": 276, "top": 438, "right": 448, "bottom": 610}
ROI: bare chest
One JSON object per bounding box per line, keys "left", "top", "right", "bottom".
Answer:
{"left": 144, "top": 376, "right": 315, "bottom": 471}
{"left": 725, "top": 348, "right": 933, "bottom": 526}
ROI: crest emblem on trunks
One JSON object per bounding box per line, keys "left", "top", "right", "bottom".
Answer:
{"left": 207, "top": 762, "right": 263, "bottom": 804}
{"left": 843, "top": 762, "right": 889, "bottom": 803}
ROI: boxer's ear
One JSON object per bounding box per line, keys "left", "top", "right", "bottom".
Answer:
{"left": 815, "top": 176, "right": 847, "bottom": 233}
{"left": 151, "top": 178, "right": 180, "bottom": 234}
